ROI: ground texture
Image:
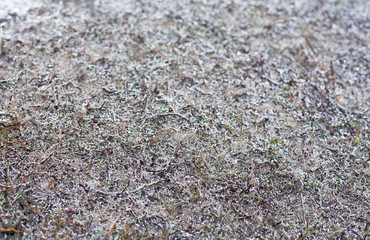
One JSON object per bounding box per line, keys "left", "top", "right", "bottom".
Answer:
{"left": 0, "top": 0, "right": 369, "bottom": 239}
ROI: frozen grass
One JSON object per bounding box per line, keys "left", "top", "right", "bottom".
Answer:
{"left": 0, "top": 0, "right": 369, "bottom": 239}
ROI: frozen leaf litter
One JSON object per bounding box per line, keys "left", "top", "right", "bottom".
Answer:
{"left": 0, "top": 0, "right": 369, "bottom": 239}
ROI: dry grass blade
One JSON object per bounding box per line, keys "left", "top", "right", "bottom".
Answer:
{"left": 107, "top": 216, "right": 120, "bottom": 240}
{"left": 301, "top": 218, "right": 309, "bottom": 240}
{"left": 305, "top": 37, "right": 316, "bottom": 55}
{"left": 0, "top": 227, "right": 22, "bottom": 233}
{"left": 20, "top": 202, "right": 45, "bottom": 217}
{"left": 38, "top": 225, "right": 47, "bottom": 239}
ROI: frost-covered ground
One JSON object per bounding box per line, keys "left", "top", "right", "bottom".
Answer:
{"left": 0, "top": 0, "right": 369, "bottom": 239}
{"left": 0, "top": 0, "right": 45, "bottom": 20}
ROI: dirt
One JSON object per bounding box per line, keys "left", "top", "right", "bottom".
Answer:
{"left": 0, "top": 0, "right": 369, "bottom": 239}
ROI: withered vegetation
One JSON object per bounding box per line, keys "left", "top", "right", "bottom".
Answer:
{"left": 0, "top": 0, "right": 369, "bottom": 239}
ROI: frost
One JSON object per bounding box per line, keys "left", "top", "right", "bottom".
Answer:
{"left": 0, "top": 0, "right": 369, "bottom": 239}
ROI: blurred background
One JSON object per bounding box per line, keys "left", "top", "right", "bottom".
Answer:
{"left": 0, "top": 0, "right": 96, "bottom": 19}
